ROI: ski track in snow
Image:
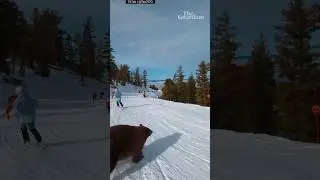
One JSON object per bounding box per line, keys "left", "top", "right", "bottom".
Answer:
{"left": 2, "top": 70, "right": 320, "bottom": 180}
{"left": 110, "top": 95, "right": 210, "bottom": 180}
{"left": 0, "top": 71, "right": 210, "bottom": 179}
{"left": 0, "top": 83, "right": 210, "bottom": 180}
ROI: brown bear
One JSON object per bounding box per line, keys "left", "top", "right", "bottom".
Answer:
{"left": 110, "top": 124, "right": 152, "bottom": 173}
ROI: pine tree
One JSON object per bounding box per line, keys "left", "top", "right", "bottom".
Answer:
{"left": 175, "top": 65, "right": 185, "bottom": 102}
{"left": 134, "top": 67, "right": 141, "bottom": 86}
{"left": 196, "top": 61, "right": 210, "bottom": 106}
{"left": 186, "top": 73, "right": 196, "bottom": 104}
{"left": 273, "top": 0, "right": 320, "bottom": 141}
{"left": 161, "top": 78, "right": 177, "bottom": 101}
{"left": 101, "top": 34, "right": 116, "bottom": 84}
{"left": 64, "top": 33, "right": 75, "bottom": 68}
{"left": 73, "top": 32, "right": 85, "bottom": 84}
{"left": 127, "top": 70, "right": 132, "bottom": 83}
{"left": 28, "top": 8, "right": 63, "bottom": 77}
{"left": 249, "top": 33, "right": 276, "bottom": 134}
{"left": 149, "top": 84, "right": 159, "bottom": 90}
{"left": 118, "top": 64, "right": 129, "bottom": 85}
{"left": 143, "top": 70, "right": 148, "bottom": 88}
{"left": 275, "top": 0, "right": 318, "bottom": 84}
{"left": 213, "top": 12, "right": 240, "bottom": 69}
{"left": 0, "top": 0, "right": 28, "bottom": 75}
{"left": 94, "top": 39, "right": 105, "bottom": 81}
{"left": 55, "top": 29, "right": 65, "bottom": 67}
{"left": 212, "top": 12, "right": 240, "bottom": 128}
{"left": 30, "top": 8, "right": 41, "bottom": 72}
{"left": 82, "top": 17, "right": 96, "bottom": 78}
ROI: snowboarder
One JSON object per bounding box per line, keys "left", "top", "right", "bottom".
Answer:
{"left": 11, "top": 86, "right": 42, "bottom": 147}
{"left": 114, "top": 87, "right": 124, "bottom": 108}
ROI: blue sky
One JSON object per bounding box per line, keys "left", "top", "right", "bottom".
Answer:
{"left": 110, "top": 0, "right": 210, "bottom": 80}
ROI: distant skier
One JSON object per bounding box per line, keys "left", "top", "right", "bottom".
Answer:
{"left": 114, "top": 87, "right": 124, "bottom": 108}
{"left": 11, "top": 86, "right": 42, "bottom": 147}
{"left": 143, "top": 91, "right": 146, "bottom": 98}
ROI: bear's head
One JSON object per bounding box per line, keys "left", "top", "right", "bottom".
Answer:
{"left": 139, "top": 124, "right": 153, "bottom": 138}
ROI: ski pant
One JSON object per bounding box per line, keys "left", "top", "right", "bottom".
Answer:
{"left": 116, "top": 99, "right": 123, "bottom": 107}
{"left": 20, "top": 122, "right": 42, "bottom": 144}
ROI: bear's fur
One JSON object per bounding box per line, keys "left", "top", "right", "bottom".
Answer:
{"left": 110, "top": 124, "right": 152, "bottom": 173}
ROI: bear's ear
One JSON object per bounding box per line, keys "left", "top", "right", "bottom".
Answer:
{"left": 139, "top": 124, "right": 143, "bottom": 126}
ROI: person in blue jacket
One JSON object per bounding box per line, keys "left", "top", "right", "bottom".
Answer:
{"left": 114, "top": 87, "right": 124, "bottom": 108}
{"left": 11, "top": 86, "right": 42, "bottom": 146}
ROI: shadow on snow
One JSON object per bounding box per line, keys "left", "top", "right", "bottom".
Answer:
{"left": 112, "top": 132, "right": 182, "bottom": 180}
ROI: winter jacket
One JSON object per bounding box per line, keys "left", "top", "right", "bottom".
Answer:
{"left": 12, "top": 89, "right": 38, "bottom": 124}
{"left": 115, "top": 89, "right": 122, "bottom": 100}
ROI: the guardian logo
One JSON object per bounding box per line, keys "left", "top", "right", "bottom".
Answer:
{"left": 177, "top": 11, "right": 204, "bottom": 20}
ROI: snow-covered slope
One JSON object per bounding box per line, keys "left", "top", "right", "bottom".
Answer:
{"left": 0, "top": 70, "right": 211, "bottom": 180}
{"left": 0, "top": 69, "right": 106, "bottom": 104}
{"left": 110, "top": 94, "right": 210, "bottom": 180}
{"left": 3, "top": 68, "right": 318, "bottom": 180}
{"left": 0, "top": 69, "right": 109, "bottom": 180}
{"left": 111, "top": 83, "right": 161, "bottom": 98}
{"left": 212, "top": 130, "right": 320, "bottom": 180}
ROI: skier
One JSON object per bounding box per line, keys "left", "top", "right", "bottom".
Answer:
{"left": 11, "top": 86, "right": 42, "bottom": 147}
{"left": 114, "top": 87, "right": 124, "bottom": 108}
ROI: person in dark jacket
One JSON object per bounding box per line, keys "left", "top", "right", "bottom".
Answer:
{"left": 11, "top": 86, "right": 42, "bottom": 147}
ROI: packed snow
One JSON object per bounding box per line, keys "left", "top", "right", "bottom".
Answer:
{"left": 110, "top": 91, "right": 210, "bottom": 180}
{"left": 3, "top": 68, "right": 320, "bottom": 180}
{"left": 0, "top": 70, "right": 109, "bottom": 180}
{"left": 0, "top": 69, "right": 211, "bottom": 180}
{"left": 212, "top": 130, "right": 320, "bottom": 180}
